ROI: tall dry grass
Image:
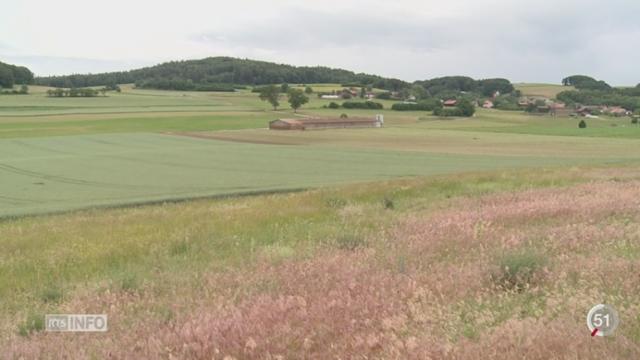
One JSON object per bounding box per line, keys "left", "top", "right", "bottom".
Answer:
{"left": 7, "top": 180, "right": 640, "bottom": 359}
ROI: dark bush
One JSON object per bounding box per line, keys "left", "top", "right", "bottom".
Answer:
{"left": 433, "top": 99, "right": 475, "bottom": 117}
{"left": 342, "top": 101, "right": 384, "bottom": 110}
{"left": 325, "top": 197, "right": 347, "bottom": 208}
{"left": 328, "top": 102, "right": 340, "bottom": 109}
{"left": 18, "top": 312, "right": 44, "bottom": 337}
{"left": 578, "top": 120, "right": 587, "bottom": 128}
{"left": 391, "top": 100, "right": 439, "bottom": 111}
{"left": 433, "top": 107, "right": 463, "bottom": 117}
{"left": 492, "top": 249, "right": 548, "bottom": 291}
{"left": 375, "top": 92, "right": 392, "bottom": 100}
{"left": 383, "top": 197, "right": 395, "bottom": 210}
{"left": 336, "top": 232, "right": 367, "bottom": 251}
{"left": 194, "top": 84, "right": 236, "bottom": 92}
{"left": 457, "top": 99, "right": 476, "bottom": 117}
{"left": 46, "top": 87, "right": 101, "bottom": 97}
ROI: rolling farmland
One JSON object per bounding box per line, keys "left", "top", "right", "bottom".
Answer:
{"left": 0, "top": 132, "right": 577, "bottom": 217}
{"left": 2, "top": 86, "right": 640, "bottom": 217}
{"left": 4, "top": 85, "right": 640, "bottom": 358}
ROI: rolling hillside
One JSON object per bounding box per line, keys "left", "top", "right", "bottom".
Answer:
{"left": 34, "top": 57, "right": 408, "bottom": 90}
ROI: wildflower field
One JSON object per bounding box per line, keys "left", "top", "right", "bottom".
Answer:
{"left": 3, "top": 165, "right": 640, "bottom": 358}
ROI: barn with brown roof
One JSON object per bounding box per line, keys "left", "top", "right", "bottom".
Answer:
{"left": 269, "top": 117, "right": 382, "bottom": 130}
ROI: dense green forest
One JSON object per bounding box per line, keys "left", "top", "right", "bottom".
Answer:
{"left": 0, "top": 61, "right": 34, "bottom": 88}
{"left": 558, "top": 75, "right": 640, "bottom": 111}
{"left": 32, "top": 57, "right": 519, "bottom": 105}
{"left": 414, "top": 76, "right": 514, "bottom": 98}
{"left": 34, "top": 57, "right": 409, "bottom": 91}
{"left": 561, "top": 75, "right": 612, "bottom": 91}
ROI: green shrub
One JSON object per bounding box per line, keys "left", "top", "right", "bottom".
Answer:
{"left": 328, "top": 102, "right": 340, "bottom": 109}
{"left": 340, "top": 113, "right": 348, "bottom": 119}
{"left": 18, "top": 312, "right": 44, "bottom": 337}
{"left": 383, "top": 197, "right": 395, "bottom": 210}
{"left": 375, "top": 92, "right": 392, "bottom": 100}
{"left": 578, "top": 119, "right": 587, "bottom": 128}
{"left": 119, "top": 273, "right": 140, "bottom": 293}
{"left": 193, "top": 83, "right": 236, "bottom": 92}
{"left": 492, "top": 249, "right": 548, "bottom": 291}
{"left": 457, "top": 99, "right": 476, "bottom": 117}
{"left": 433, "top": 107, "right": 464, "bottom": 117}
{"left": 342, "top": 101, "right": 383, "bottom": 110}
{"left": 336, "top": 232, "right": 367, "bottom": 251}
{"left": 40, "top": 284, "right": 63, "bottom": 304}
{"left": 325, "top": 197, "right": 347, "bottom": 208}
{"left": 169, "top": 240, "right": 190, "bottom": 256}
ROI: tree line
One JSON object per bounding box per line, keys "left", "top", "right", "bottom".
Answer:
{"left": 46, "top": 87, "right": 118, "bottom": 97}
{"left": 35, "top": 57, "right": 409, "bottom": 91}
{"left": 558, "top": 75, "right": 640, "bottom": 111}
{"left": 1, "top": 85, "right": 29, "bottom": 95}
{"left": 0, "top": 61, "right": 34, "bottom": 88}
{"left": 414, "top": 76, "right": 514, "bottom": 98}
{"left": 258, "top": 85, "right": 310, "bottom": 113}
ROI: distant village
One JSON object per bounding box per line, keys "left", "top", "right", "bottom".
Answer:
{"left": 318, "top": 87, "right": 635, "bottom": 119}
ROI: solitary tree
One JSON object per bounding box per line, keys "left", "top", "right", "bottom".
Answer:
{"left": 457, "top": 99, "right": 476, "bottom": 117}
{"left": 281, "top": 83, "right": 290, "bottom": 92}
{"left": 410, "top": 85, "right": 428, "bottom": 101}
{"left": 0, "top": 66, "right": 14, "bottom": 88}
{"left": 287, "top": 89, "right": 309, "bottom": 113}
{"left": 259, "top": 85, "right": 281, "bottom": 110}
{"left": 305, "top": 86, "right": 313, "bottom": 94}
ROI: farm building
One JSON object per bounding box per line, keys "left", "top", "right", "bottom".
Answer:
{"left": 443, "top": 99, "right": 458, "bottom": 107}
{"left": 603, "top": 106, "right": 631, "bottom": 117}
{"left": 269, "top": 117, "right": 382, "bottom": 130}
{"left": 549, "top": 102, "right": 573, "bottom": 117}
{"left": 320, "top": 94, "right": 341, "bottom": 100}
{"left": 576, "top": 105, "right": 601, "bottom": 116}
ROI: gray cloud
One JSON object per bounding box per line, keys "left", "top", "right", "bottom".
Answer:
{"left": 193, "top": 9, "right": 453, "bottom": 52}
{"left": 3, "top": 0, "right": 639, "bottom": 85}
{"left": 192, "top": 1, "right": 640, "bottom": 85}
{"left": 0, "top": 55, "right": 153, "bottom": 77}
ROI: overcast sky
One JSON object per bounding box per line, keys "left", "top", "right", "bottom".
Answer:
{"left": 2, "top": 0, "right": 639, "bottom": 85}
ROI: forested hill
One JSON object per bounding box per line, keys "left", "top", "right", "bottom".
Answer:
{"left": 0, "top": 61, "right": 34, "bottom": 88}
{"left": 34, "top": 57, "right": 409, "bottom": 91}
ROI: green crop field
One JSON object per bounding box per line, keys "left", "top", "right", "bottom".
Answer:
{"left": 514, "top": 82, "right": 574, "bottom": 98}
{"left": 2, "top": 86, "right": 640, "bottom": 217}
{"left": 0, "top": 87, "right": 640, "bottom": 216}
{"left": 4, "top": 84, "right": 640, "bottom": 358}
{"left": 1, "top": 132, "right": 581, "bottom": 218}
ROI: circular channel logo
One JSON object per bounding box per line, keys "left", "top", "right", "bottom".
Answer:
{"left": 587, "top": 304, "right": 619, "bottom": 337}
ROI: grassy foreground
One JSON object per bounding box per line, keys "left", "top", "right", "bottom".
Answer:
{"left": 4, "top": 164, "right": 640, "bottom": 358}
